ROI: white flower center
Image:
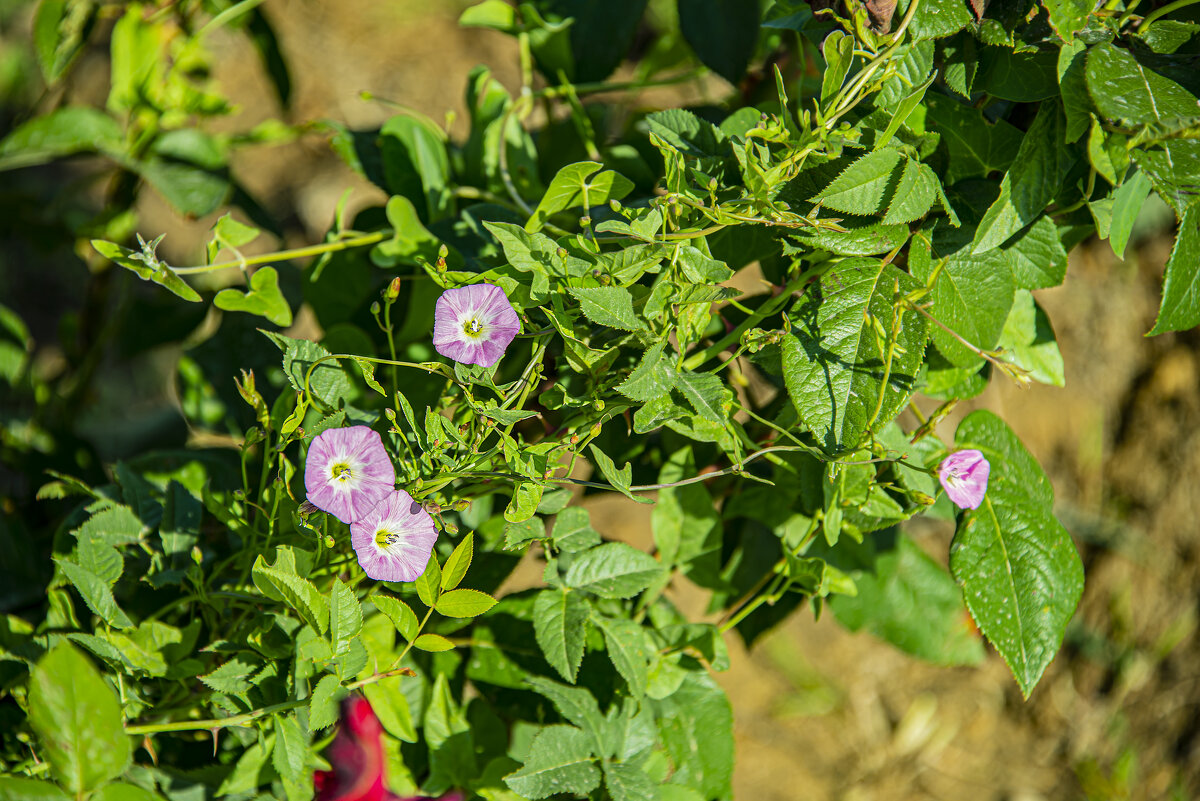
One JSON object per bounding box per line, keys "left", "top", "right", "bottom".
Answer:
{"left": 462, "top": 317, "right": 486, "bottom": 338}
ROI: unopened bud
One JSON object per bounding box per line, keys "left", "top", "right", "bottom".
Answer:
{"left": 438, "top": 244, "right": 448, "bottom": 259}
{"left": 557, "top": 248, "right": 568, "bottom": 259}
{"left": 298, "top": 500, "right": 319, "bottom": 516}
{"left": 592, "top": 399, "right": 605, "bottom": 411}
{"left": 590, "top": 422, "right": 602, "bottom": 438}
{"left": 609, "top": 199, "right": 622, "bottom": 212}
{"left": 569, "top": 434, "right": 580, "bottom": 445}
{"left": 913, "top": 491, "right": 936, "bottom": 506}
{"left": 191, "top": 546, "right": 203, "bottom": 565}
{"left": 444, "top": 522, "right": 459, "bottom": 535}
{"left": 580, "top": 215, "right": 591, "bottom": 227}
{"left": 386, "top": 277, "right": 401, "bottom": 300}
{"left": 454, "top": 499, "right": 471, "bottom": 512}
{"left": 370, "top": 301, "right": 381, "bottom": 315}
{"left": 543, "top": 469, "right": 555, "bottom": 480}
{"left": 324, "top": 535, "right": 336, "bottom": 548}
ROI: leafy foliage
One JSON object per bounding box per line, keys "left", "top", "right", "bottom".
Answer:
{"left": 5, "top": 0, "right": 1194, "bottom": 799}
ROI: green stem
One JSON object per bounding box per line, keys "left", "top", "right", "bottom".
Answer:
{"left": 682, "top": 273, "right": 812, "bottom": 372}
{"left": 1139, "top": 0, "right": 1200, "bottom": 27}
{"left": 172, "top": 232, "right": 389, "bottom": 275}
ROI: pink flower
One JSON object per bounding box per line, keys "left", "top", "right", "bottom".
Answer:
{"left": 350, "top": 490, "right": 437, "bottom": 582}
{"left": 432, "top": 284, "right": 520, "bottom": 368}
{"left": 938, "top": 449, "right": 990, "bottom": 510}
{"left": 305, "top": 427, "right": 395, "bottom": 524}
{"left": 314, "top": 696, "right": 462, "bottom": 801}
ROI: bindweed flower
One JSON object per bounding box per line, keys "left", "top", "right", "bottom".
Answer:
{"left": 350, "top": 490, "right": 437, "bottom": 582}
{"left": 432, "top": 284, "right": 520, "bottom": 368}
{"left": 938, "top": 449, "right": 990, "bottom": 509}
{"left": 314, "top": 696, "right": 462, "bottom": 801}
{"left": 305, "top": 426, "right": 395, "bottom": 524}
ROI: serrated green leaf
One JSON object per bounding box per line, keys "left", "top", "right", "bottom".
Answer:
{"left": 505, "top": 481, "right": 545, "bottom": 522}
{"left": 1042, "top": 0, "right": 1092, "bottom": 42}
{"left": 973, "top": 101, "right": 1079, "bottom": 254}
{"left": 533, "top": 588, "right": 589, "bottom": 682}
{"left": 200, "top": 654, "right": 261, "bottom": 695}
{"left": 926, "top": 94, "right": 1024, "bottom": 185}
{"left": 441, "top": 533, "right": 473, "bottom": 591}
{"left": 262, "top": 331, "right": 352, "bottom": 408}
{"left": 882, "top": 159, "right": 938, "bottom": 225}
{"left": 674, "top": 370, "right": 729, "bottom": 424}
{"left": 329, "top": 578, "right": 363, "bottom": 654}
{"left": 1086, "top": 42, "right": 1200, "bottom": 126}
{"left": 252, "top": 559, "right": 329, "bottom": 634}
{"left": 592, "top": 615, "right": 651, "bottom": 698}
{"left": 27, "top": 642, "right": 130, "bottom": 793}
{"left": 563, "top": 542, "right": 663, "bottom": 599}
{"left": 362, "top": 678, "right": 417, "bottom": 742}
{"left": 894, "top": 0, "right": 972, "bottom": 39}
{"left": 372, "top": 593, "right": 419, "bottom": 641}
{"left": 0, "top": 777, "right": 72, "bottom": 801}
{"left": 649, "top": 670, "right": 733, "bottom": 798}
{"left": 435, "top": 588, "right": 497, "bottom": 618}
{"left": 527, "top": 161, "right": 633, "bottom": 232}
{"left": 271, "top": 714, "right": 308, "bottom": 783}
{"left": 813, "top": 149, "right": 905, "bottom": 216}
{"left": 568, "top": 286, "right": 646, "bottom": 332}
{"left": 524, "top": 676, "right": 606, "bottom": 746}
{"left": 308, "top": 674, "right": 345, "bottom": 731}
{"left": 216, "top": 737, "right": 272, "bottom": 796}
{"left": 782, "top": 258, "right": 929, "bottom": 452}
{"left": 604, "top": 761, "right": 659, "bottom": 801}
{"left": 415, "top": 550, "right": 442, "bottom": 607}
{"left": 951, "top": 411, "right": 1084, "bottom": 697}
{"left": 0, "top": 107, "right": 121, "bottom": 171}
{"left": 1149, "top": 203, "right": 1200, "bottom": 335}
{"left": 504, "top": 516, "right": 546, "bottom": 548}
{"left": 503, "top": 725, "right": 600, "bottom": 799}
{"left": 54, "top": 558, "right": 132, "bottom": 629}
{"left": 616, "top": 341, "right": 677, "bottom": 402}
{"left": 1006, "top": 215, "right": 1068, "bottom": 290}
{"left": 876, "top": 71, "right": 936, "bottom": 151}
{"left": 413, "top": 632, "right": 455, "bottom": 652}
{"left": 90, "top": 782, "right": 164, "bottom": 801}
{"left": 551, "top": 507, "right": 602, "bottom": 553}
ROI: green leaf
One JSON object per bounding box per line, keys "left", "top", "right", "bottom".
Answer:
{"left": 208, "top": 213, "right": 261, "bottom": 259}
{"left": 1042, "top": 0, "right": 1092, "bottom": 42}
{"left": 372, "top": 195, "right": 444, "bottom": 268}
{"left": 528, "top": 161, "right": 633, "bottom": 232}
{"left": 215, "top": 738, "right": 272, "bottom": 796}
{"left": 362, "top": 678, "right": 417, "bottom": 742}
{"left": 782, "top": 258, "right": 929, "bottom": 452}
{"left": 0, "top": 107, "right": 121, "bottom": 171}
{"left": 380, "top": 113, "right": 451, "bottom": 222}
{"left": 568, "top": 286, "right": 646, "bottom": 332}
{"left": 592, "top": 615, "right": 651, "bottom": 697}
{"left": 441, "top": 533, "right": 473, "bottom": 591}
{"left": 1007, "top": 215, "right": 1068, "bottom": 290}
{"left": 925, "top": 94, "right": 1023, "bottom": 185}
{"left": 413, "top": 632, "right": 455, "bottom": 652}
{"left": 89, "top": 240, "right": 202, "bottom": 303}
{"left": 1109, "top": 169, "right": 1154, "bottom": 260}
{"left": 674, "top": 371, "right": 730, "bottom": 424}
{"left": 894, "top": 0, "right": 972, "bottom": 39}
{"left": 1086, "top": 42, "right": 1200, "bottom": 126}
{"left": 0, "top": 777, "right": 71, "bottom": 801}
{"left": 1057, "top": 39, "right": 1091, "bottom": 144}
{"left": 54, "top": 558, "right": 133, "bottom": 629}
{"left": 271, "top": 714, "right": 308, "bottom": 783}
{"left": 435, "top": 588, "right": 497, "bottom": 618}
{"left": 1149, "top": 203, "right": 1200, "bottom": 335}
{"left": 372, "top": 593, "right": 419, "bottom": 641}
{"left": 27, "top": 642, "right": 131, "bottom": 793}
{"left": 503, "top": 725, "right": 600, "bottom": 799}
{"left": 459, "top": 0, "right": 516, "bottom": 31}
{"left": 564, "top": 542, "right": 663, "bottom": 599}
{"left": 252, "top": 559, "right": 329, "bottom": 634}
{"left": 652, "top": 447, "right": 721, "bottom": 584}
{"left": 524, "top": 676, "right": 607, "bottom": 747}
{"left": 604, "top": 761, "right": 659, "bottom": 801}
{"left": 881, "top": 158, "right": 939, "bottom": 225}
{"left": 200, "top": 654, "right": 261, "bottom": 695}
{"left": 649, "top": 670, "right": 733, "bottom": 799}
{"left": 677, "top": 0, "right": 761, "bottom": 84}
{"left": 788, "top": 218, "right": 911, "bottom": 256}
{"left": 533, "top": 588, "right": 589, "bottom": 682}
{"left": 214, "top": 267, "right": 293, "bottom": 327}
{"left": 997, "top": 291, "right": 1065, "bottom": 387}
{"left": 820, "top": 31, "right": 854, "bottom": 106}
{"left": 504, "top": 516, "right": 546, "bottom": 549}
{"left": 308, "top": 674, "right": 346, "bottom": 731}
{"left": 830, "top": 533, "right": 984, "bottom": 665}
{"left": 415, "top": 550, "right": 442, "bottom": 607}
{"left": 588, "top": 444, "right": 651, "bottom": 503}
{"left": 262, "top": 331, "right": 352, "bottom": 408}
{"left": 505, "top": 481, "right": 545, "bottom": 522}
{"left": 33, "top": 0, "right": 93, "bottom": 85}
{"left": 876, "top": 71, "right": 936, "bottom": 151}
{"left": 812, "top": 149, "right": 904, "bottom": 216}
{"left": 329, "top": 577, "right": 363, "bottom": 654}
{"left": 951, "top": 411, "right": 1084, "bottom": 697}
{"left": 973, "top": 101, "right": 1079, "bottom": 254}
{"left": 910, "top": 232, "right": 1015, "bottom": 368}
{"left": 90, "top": 784, "right": 165, "bottom": 801}
{"left": 617, "top": 341, "right": 677, "bottom": 402}
{"left": 551, "top": 507, "right": 602, "bottom": 553}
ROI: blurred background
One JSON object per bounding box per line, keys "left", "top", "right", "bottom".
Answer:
{"left": 1, "top": 0, "right": 1197, "bottom": 798}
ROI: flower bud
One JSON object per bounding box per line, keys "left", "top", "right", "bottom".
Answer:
{"left": 370, "top": 301, "right": 381, "bottom": 315}
{"left": 912, "top": 491, "right": 936, "bottom": 506}
{"left": 592, "top": 399, "right": 605, "bottom": 411}
{"left": 444, "top": 522, "right": 459, "bottom": 535}
{"left": 454, "top": 499, "right": 471, "bottom": 512}
{"left": 386, "top": 277, "right": 401, "bottom": 300}
{"left": 438, "top": 244, "right": 448, "bottom": 259}
{"left": 324, "top": 535, "right": 336, "bottom": 548}
{"left": 298, "top": 500, "right": 319, "bottom": 516}
{"left": 191, "top": 546, "right": 203, "bottom": 565}
{"left": 590, "top": 422, "right": 602, "bottom": 438}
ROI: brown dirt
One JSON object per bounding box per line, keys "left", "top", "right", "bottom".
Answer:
{"left": 126, "top": 4, "right": 1200, "bottom": 799}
